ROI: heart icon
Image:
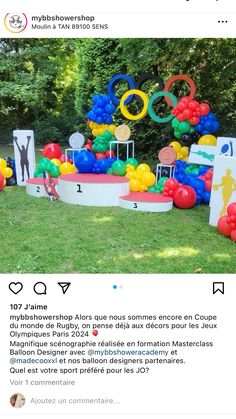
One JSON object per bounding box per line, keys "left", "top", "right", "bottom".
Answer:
{"left": 9, "top": 282, "right": 23, "bottom": 295}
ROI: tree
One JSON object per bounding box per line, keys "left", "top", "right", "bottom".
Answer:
{"left": 0, "top": 39, "right": 77, "bottom": 143}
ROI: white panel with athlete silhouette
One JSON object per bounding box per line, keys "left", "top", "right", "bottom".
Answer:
{"left": 209, "top": 155, "right": 236, "bottom": 226}
{"left": 13, "top": 130, "right": 36, "bottom": 186}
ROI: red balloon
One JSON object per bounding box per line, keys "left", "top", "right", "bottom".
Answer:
{"left": 217, "top": 215, "right": 232, "bottom": 237}
{"left": 178, "top": 102, "right": 186, "bottom": 112}
{"left": 104, "top": 150, "right": 116, "bottom": 158}
{"left": 0, "top": 174, "right": 4, "bottom": 191}
{"left": 199, "top": 103, "right": 210, "bottom": 116}
{"left": 230, "top": 230, "right": 236, "bottom": 242}
{"left": 205, "top": 168, "right": 214, "bottom": 180}
{"left": 165, "top": 178, "right": 179, "bottom": 190}
{"left": 95, "top": 153, "right": 106, "bottom": 160}
{"left": 0, "top": 173, "right": 4, "bottom": 185}
{"left": 43, "top": 143, "right": 62, "bottom": 160}
{"left": 189, "top": 116, "right": 200, "bottom": 125}
{"left": 181, "top": 96, "right": 191, "bottom": 104}
{"left": 163, "top": 178, "right": 179, "bottom": 197}
{"left": 183, "top": 109, "right": 192, "bottom": 119}
{"left": 59, "top": 154, "right": 66, "bottom": 163}
{"left": 189, "top": 100, "right": 199, "bottom": 110}
{"left": 227, "top": 202, "right": 236, "bottom": 216}
{"left": 84, "top": 144, "right": 92, "bottom": 151}
{"left": 178, "top": 113, "right": 185, "bottom": 122}
{"left": 173, "top": 185, "right": 197, "bottom": 209}
{"left": 205, "top": 179, "right": 212, "bottom": 192}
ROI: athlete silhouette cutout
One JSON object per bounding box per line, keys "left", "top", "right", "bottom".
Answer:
{"left": 13, "top": 135, "right": 31, "bottom": 182}
{"left": 213, "top": 168, "right": 236, "bottom": 217}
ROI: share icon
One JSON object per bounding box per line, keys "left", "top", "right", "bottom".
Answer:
{"left": 58, "top": 282, "right": 71, "bottom": 295}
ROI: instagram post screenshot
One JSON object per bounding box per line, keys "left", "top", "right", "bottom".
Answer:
{"left": 0, "top": 1, "right": 236, "bottom": 418}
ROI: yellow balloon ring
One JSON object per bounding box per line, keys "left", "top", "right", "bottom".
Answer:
{"left": 120, "top": 89, "right": 149, "bottom": 121}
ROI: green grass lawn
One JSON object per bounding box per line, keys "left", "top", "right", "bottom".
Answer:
{"left": 0, "top": 184, "right": 236, "bottom": 274}
{"left": 0, "top": 144, "right": 235, "bottom": 274}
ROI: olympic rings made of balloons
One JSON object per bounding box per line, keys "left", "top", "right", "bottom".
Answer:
{"left": 107, "top": 74, "right": 135, "bottom": 106}
{"left": 148, "top": 91, "right": 178, "bottom": 123}
{"left": 135, "top": 73, "right": 164, "bottom": 105}
{"left": 164, "top": 74, "right": 197, "bottom": 105}
{"left": 120, "top": 89, "right": 149, "bottom": 121}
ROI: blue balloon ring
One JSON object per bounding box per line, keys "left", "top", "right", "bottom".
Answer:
{"left": 107, "top": 74, "right": 135, "bottom": 106}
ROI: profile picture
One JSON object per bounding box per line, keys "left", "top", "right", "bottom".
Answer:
{"left": 10, "top": 393, "right": 26, "bottom": 408}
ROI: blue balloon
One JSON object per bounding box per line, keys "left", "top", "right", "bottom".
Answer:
{"left": 196, "top": 195, "right": 202, "bottom": 205}
{"left": 103, "top": 95, "right": 111, "bottom": 104}
{"left": 199, "top": 166, "right": 210, "bottom": 175}
{"left": 92, "top": 94, "right": 101, "bottom": 104}
{"left": 208, "top": 112, "right": 216, "bottom": 121}
{"left": 191, "top": 178, "right": 206, "bottom": 192}
{"left": 205, "top": 121, "right": 214, "bottom": 130}
{"left": 202, "top": 191, "right": 211, "bottom": 204}
{"left": 74, "top": 151, "right": 96, "bottom": 173}
{"left": 95, "top": 107, "right": 103, "bottom": 116}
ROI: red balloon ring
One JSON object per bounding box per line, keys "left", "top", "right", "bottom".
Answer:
{"left": 164, "top": 74, "right": 197, "bottom": 105}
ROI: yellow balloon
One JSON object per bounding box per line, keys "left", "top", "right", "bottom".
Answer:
{"left": 136, "top": 163, "right": 151, "bottom": 174}
{"left": 169, "top": 141, "right": 182, "bottom": 153}
{"left": 92, "top": 129, "right": 99, "bottom": 137}
{"left": 126, "top": 164, "right": 135, "bottom": 172}
{"left": 0, "top": 158, "right": 7, "bottom": 169}
{"left": 1, "top": 167, "right": 13, "bottom": 178}
{"left": 198, "top": 135, "right": 217, "bottom": 146}
{"left": 139, "top": 183, "right": 148, "bottom": 192}
{"left": 125, "top": 171, "right": 136, "bottom": 180}
{"left": 60, "top": 162, "right": 74, "bottom": 175}
{"left": 120, "top": 89, "right": 149, "bottom": 121}
{"left": 72, "top": 164, "right": 77, "bottom": 173}
{"left": 51, "top": 158, "right": 61, "bottom": 167}
{"left": 181, "top": 146, "right": 189, "bottom": 157}
{"left": 141, "top": 172, "right": 156, "bottom": 187}
{"left": 110, "top": 125, "right": 116, "bottom": 134}
{"left": 176, "top": 153, "right": 184, "bottom": 160}
{"left": 130, "top": 178, "right": 141, "bottom": 192}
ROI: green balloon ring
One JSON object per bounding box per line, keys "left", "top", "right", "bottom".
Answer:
{"left": 148, "top": 91, "right": 178, "bottom": 123}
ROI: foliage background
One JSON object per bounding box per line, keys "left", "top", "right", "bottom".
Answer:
{"left": 0, "top": 38, "right": 235, "bottom": 157}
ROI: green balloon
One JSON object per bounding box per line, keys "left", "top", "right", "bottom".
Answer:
{"left": 174, "top": 130, "right": 182, "bottom": 139}
{"left": 126, "top": 158, "right": 139, "bottom": 168}
{"left": 172, "top": 118, "right": 179, "bottom": 129}
{"left": 179, "top": 121, "right": 191, "bottom": 134}
{"left": 148, "top": 185, "right": 157, "bottom": 193}
{"left": 35, "top": 171, "right": 44, "bottom": 178}
{"left": 106, "top": 168, "right": 112, "bottom": 174}
{"left": 157, "top": 176, "right": 168, "bottom": 186}
{"left": 189, "top": 127, "right": 195, "bottom": 134}
{"left": 50, "top": 163, "right": 60, "bottom": 178}
{"left": 103, "top": 131, "right": 112, "bottom": 141}
{"left": 38, "top": 158, "right": 51, "bottom": 172}
{"left": 92, "top": 143, "right": 107, "bottom": 153}
{"left": 112, "top": 160, "right": 126, "bottom": 176}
